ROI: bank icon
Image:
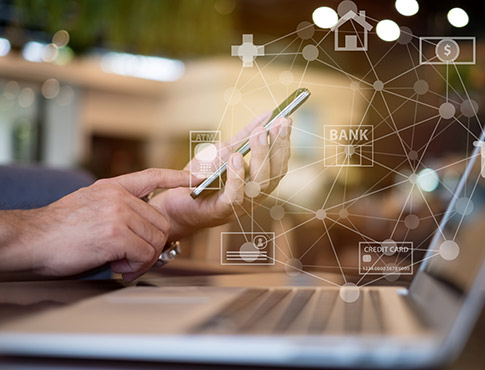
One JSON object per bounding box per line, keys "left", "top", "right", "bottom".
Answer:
{"left": 324, "top": 125, "right": 374, "bottom": 167}
{"left": 221, "top": 232, "right": 275, "bottom": 265}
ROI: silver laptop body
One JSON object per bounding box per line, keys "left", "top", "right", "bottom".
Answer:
{"left": 1, "top": 139, "right": 484, "bottom": 368}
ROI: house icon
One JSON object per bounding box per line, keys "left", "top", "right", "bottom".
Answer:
{"left": 331, "top": 10, "right": 373, "bottom": 51}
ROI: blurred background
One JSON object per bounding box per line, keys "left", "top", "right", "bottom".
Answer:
{"left": 0, "top": 0, "right": 483, "bottom": 281}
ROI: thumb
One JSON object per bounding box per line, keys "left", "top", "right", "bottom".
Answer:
{"left": 110, "top": 168, "right": 194, "bottom": 197}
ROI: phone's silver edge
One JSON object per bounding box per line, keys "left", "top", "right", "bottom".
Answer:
{"left": 190, "top": 89, "right": 310, "bottom": 198}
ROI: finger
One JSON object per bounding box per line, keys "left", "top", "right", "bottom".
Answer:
{"left": 218, "top": 153, "right": 245, "bottom": 208}
{"left": 268, "top": 117, "right": 292, "bottom": 190}
{"left": 127, "top": 196, "right": 171, "bottom": 235}
{"left": 110, "top": 230, "right": 156, "bottom": 277}
{"left": 249, "top": 126, "right": 271, "bottom": 192}
{"left": 125, "top": 209, "right": 169, "bottom": 257}
{"left": 221, "top": 112, "right": 272, "bottom": 158}
{"left": 108, "top": 169, "right": 194, "bottom": 198}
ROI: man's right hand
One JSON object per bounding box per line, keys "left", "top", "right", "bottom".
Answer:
{"left": 0, "top": 169, "right": 192, "bottom": 281}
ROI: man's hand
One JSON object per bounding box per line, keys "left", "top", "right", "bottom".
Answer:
{"left": 0, "top": 169, "right": 192, "bottom": 281}
{"left": 150, "top": 113, "right": 292, "bottom": 240}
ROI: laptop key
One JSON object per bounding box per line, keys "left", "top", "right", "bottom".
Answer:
{"left": 273, "top": 289, "right": 315, "bottom": 333}
{"left": 308, "top": 289, "right": 338, "bottom": 334}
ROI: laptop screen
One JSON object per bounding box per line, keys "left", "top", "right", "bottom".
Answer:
{"left": 423, "top": 142, "right": 485, "bottom": 294}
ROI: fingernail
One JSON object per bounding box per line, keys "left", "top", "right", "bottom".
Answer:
{"left": 259, "top": 130, "right": 268, "bottom": 145}
{"left": 232, "top": 154, "right": 243, "bottom": 170}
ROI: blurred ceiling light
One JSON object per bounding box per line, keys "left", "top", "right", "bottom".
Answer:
{"left": 312, "top": 7, "right": 338, "bottom": 29}
{"left": 214, "top": 0, "right": 236, "bottom": 15}
{"left": 52, "top": 30, "right": 70, "bottom": 48}
{"left": 376, "top": 19, "right": 401, "bottom": 41}
{"left": 0, "top": 37, "right": 11, "bottom": 56}
{"left": 4, "top": 81, "right": 19, "bottom": 100}
{"left": 447, "top": 7, "right": 469, "bottom": 28}
{"left": 41, "top": 79, "right": 61, "bottom": 99}
{"left": 395, "top": 0, "right": 419, "bottom": 16}
{"left": 101, "top": 52, "right": 185, "bottom": 82}
{"left": 417, "top": 168, "right": 439, "bottom": 192}
{"left": 42, "top": 43, "right": 59, "bottom": 62}
{"left": 22, "top": 41, "right": 46, "bottom": 62}
{"left": 18, "top": 88, "right": 35, "bottom": 108}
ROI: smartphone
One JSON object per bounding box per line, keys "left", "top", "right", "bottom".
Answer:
{"left": 190, "top": 88, "right": 311, "bottom": 199}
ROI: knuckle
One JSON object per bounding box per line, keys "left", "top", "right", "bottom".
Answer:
{"left": 140, "top": 245, "right": 156, "bottom": 262}
{"left": 106, "top": 222, "right": 123, "bottom": 239}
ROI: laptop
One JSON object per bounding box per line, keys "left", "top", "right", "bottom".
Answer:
{"left": 1, "top": 141, "right": 484, "bottom": 369}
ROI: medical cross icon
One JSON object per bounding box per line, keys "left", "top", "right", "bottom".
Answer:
{"left": 231, "top": 34, "right": 264, "bottom": 67}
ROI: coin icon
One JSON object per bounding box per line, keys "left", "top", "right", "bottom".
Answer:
{"left": 435, "top": 38, "right": 460, "bottom": 63}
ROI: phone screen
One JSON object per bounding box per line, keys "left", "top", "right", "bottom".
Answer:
{"left": 190, "top": 88, "right": 311, "bottom": 199}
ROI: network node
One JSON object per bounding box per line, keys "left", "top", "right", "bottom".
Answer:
{"left": 315, "top": 209, "right": 327, "bottom": 220}
{"left": 384, "top": 264, "right": 400, "bottom": 281}
{"left": 231, "top": 34, "right": 264, "bottom": 68}
{"left": 270, "top": 205, "right": 285, "bottom": 220}
{"left": 245, "top": 181, "right": 261, "bottom": 198}
{"left": 455, "top": 197, "right": 474, "bottom": 216}
{"left": 408, "top": 173, "right": 418, "bottom": 184}
{"left": 397, "top": 26, "right": 413, "bottom": 45}
{"left": 339, "top": 209, "right": 349, "bottom": 219}
{"left": 408, "top": 150, "right": 419, "bottom": 160}
{"left": 349, "top": 81, "right": 360, "bottom": 91}
{"left": 302, "top": 44, "right": 319, "bottom": 61}
{"left": 239, "top": 241, "right": 260, "bottom": 262}
{"left": 339, "top": 283, "right": 360, "bottom": 303}
{"left": 404, "top": 214, "right": 420, "bottom": 229}
{"left": 439, "top": 102, "right": 455, "bottom": 119}
{"left": 279, "top": 70, "right": 294, "bottom": 86}
{"left": 439, "top": 240, "right": 459, "bottom": 261}
{"left": 382, "top": 239, "right": 397, "bottom": 256}
{"left": 296, "top": 21, "right": 315, "bottom": 40}
{"left": 413, "top": 80, "right": 429, "bottom": 95}
{"left": 337, "top": 1, "right": 358, "bottom": 17}
{"left": 461, "top": 99, "right": 479, "bottom": 118}
{"left": 284, "top": 258, "right": 303, "bottom": 277}
{"left": 373, "top": 80, "right": 384, "bottom": 91}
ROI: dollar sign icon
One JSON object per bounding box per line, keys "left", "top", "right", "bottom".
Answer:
{"left": 436, "top": 38, "right": 460, "bottom": 63}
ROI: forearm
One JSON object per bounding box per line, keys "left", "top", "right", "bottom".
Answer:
{"left": 0, "top": 209, "right": 44, "bottom": 273}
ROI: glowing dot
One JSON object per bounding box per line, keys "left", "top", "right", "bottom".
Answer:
{"left": 461, "top": 99, "right": 479, "bottom": 118}
{"left": 41, "top": 79, "right": 60, "bottom": 99}
{"left": 404, "top": 214, "right": 420, "bottom": 229}
{"left": 384, "top": 264, "right": 400, "bottom": 281}
{"left": 350, "top": 81, "right": 359, "bottom": 91}
{"left": 339, "top": 283, "right": 360, "bottom": 303}
{"left": 439, "top": 102, "right": 455, "bottom": 119}
{"left": 194, "top": 143, "right": 217, "bottom": 162}
{"left": 296, "top": 21, "right": 315, "bottom": 40}
{"left": 42, "top": 43, "right": 58, "bottom": 62}
{"left": 52, "top": 30, "right": 70, "bottom": 47}
{"left": 270, "top": 205, "right": 285, "bottom": 220}
{"left": 440, "top": 240, "right": 459, "bottom": 261}
{"left": 447, "top": 8, "right": 469, "bottom": 28}
{"left": 337, "top": 1, "right": 358, "bottom": 17}
{"left": 376, "top": 20, "right": 401, "bottom": 42}
{"left": 4, "top": 81, "right": 20, "bottom": 99}
{"left": 245, "top": 181, "right": 261, "bottom": 198}
{"left": 279, "top": 70, "right": 294, "bottom": 86}
{"left": 315, "top": 209, "right": 326, "bottom": 220}
{"left": 285, "top": 258, "right": 303, "bottom": 277}
{"left": 417, "top": 169, "right": 439, "bottom": 192}
{"left": 455, "top": 197, "right": 474, "bottom": 216}
{"left": 302, "top": 44, "right": 319, "bottom": 61}
{"left": 408, "top": 150, "right": 419, "bottom": 160}
{"left": 339, "top": 209, "right": 349, "bottom": 219}
{"left": 373, "top": 80, "right": 384, "bottom": 91}
{"left": 0, "top": 37, "right": 11, "bottom": 56}
{"left": 397, "top": 26, "right": 413, "bottom": 45}
{"left": 312, "top": 7, "right": 338, "bottom": 29}
{"left": 382, "top": 239, "right": 397, "bottom": 256}
{"left": 395, "top": 0, "right": 419, "bottom": 17}
{"left": 409, "top": 173, "right": 418, "bottom": 184}
{"left": 18, "top": 88, "right": 35, "bottom": 108}
{"left": 414, "top": 80, "right": 429, "bottom": 95}
{"left": 239, "top": 242, "right": 260, "bottom": 262}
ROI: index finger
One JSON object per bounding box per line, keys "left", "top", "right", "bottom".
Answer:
{"left": 110, "top": 169, "right": 194, "bottom": 198}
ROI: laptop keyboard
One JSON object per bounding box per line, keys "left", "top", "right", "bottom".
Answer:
{"left": 195, "top": 287, "right": 386, "bottom": 335}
